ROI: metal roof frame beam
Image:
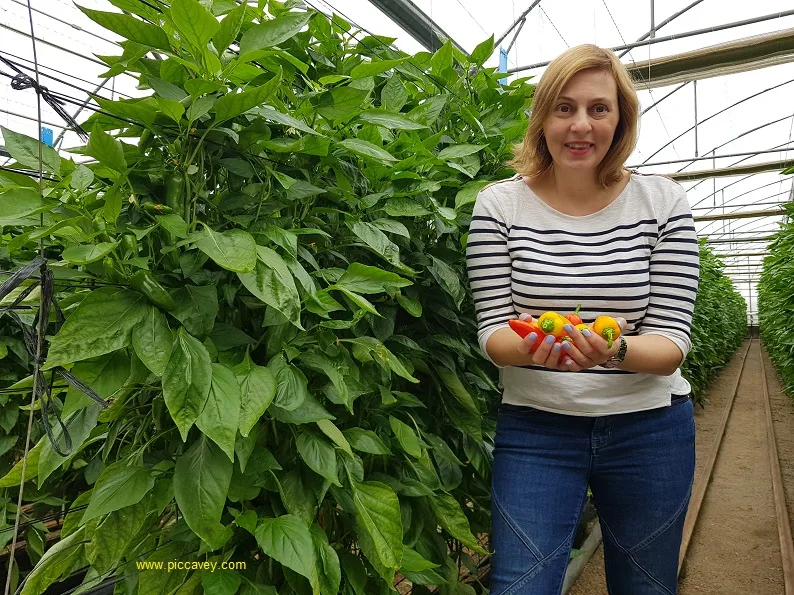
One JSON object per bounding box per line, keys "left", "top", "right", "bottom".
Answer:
{"left": 666, "top": 159, "right": 794, "bottom": 181}
{"left": 705, "top": 236, "right": 776, "bottom": 244}
{"left": 629, "top": 26, "right": 794, "bottom": 89}
{"left": 367, "top": 0, "right": 465, "bottom": 54}
{"left": 693, "top": 208, "right": 787, "bottom": 222}
{"left": 508, "top": 9, "right": 794, "bottom": 74}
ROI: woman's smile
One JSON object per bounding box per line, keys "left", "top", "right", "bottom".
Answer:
{"left": 564, "top": 142, "right": 595, "bottom": 156}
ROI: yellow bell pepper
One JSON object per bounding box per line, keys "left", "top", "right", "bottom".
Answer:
{"left": 538, "top": 311, "right": 569, "bottom": 338}
{"left": 592, "top": 316, "right": 622, "bottom": 349}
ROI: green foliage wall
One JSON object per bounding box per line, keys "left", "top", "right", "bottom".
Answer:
{"left": 758, "top": 203, "right": 794, "bottom": 397}
{"left": 682, "top": 241, "right": 747, "bottom": 404}
{"left": 0, "top": 1, "right": 533, "bottom": 593}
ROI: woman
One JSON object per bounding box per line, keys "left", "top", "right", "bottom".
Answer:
{"left": 466, "top": 45, "right": 699, "bottom": 595}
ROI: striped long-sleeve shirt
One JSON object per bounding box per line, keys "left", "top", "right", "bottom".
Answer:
{"left": 465, "top": 172, "right": 700, "bottom": 416}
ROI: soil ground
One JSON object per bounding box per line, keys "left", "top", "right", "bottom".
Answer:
{"left": 569, "top": 339, "right": 794, "bottom": 595}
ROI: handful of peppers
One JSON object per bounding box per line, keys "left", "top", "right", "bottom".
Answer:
{"left": 508, "top": 304, "right": 622, "bottom": 350}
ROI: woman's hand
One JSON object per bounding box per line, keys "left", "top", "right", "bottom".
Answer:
{"left": 514, "top": 314, "right": 626, "bottom": 371}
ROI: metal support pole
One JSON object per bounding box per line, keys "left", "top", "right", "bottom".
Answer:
{"left": 694, "top": 80, "right": 698, "bottom": 157}
{"left": 506, "top": 19, "right": 527, "bottom": 53}
{"left": 495, "top": 0, "right": 542, "bottom": 48}
{"left": 650, "top": 0, "right": 655, "bottom": 39}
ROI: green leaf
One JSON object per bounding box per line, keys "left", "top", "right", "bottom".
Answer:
{"left": 94, "top": 96, "right": 156, "bottom": 126}
{"left": 296, "top": 431, "right": 340, "bottom": 486}
{"left": 87, "top": 500, "right": 147, "bottom": 574}
{"left": 436, "top": 366, "right": 479, "bottom": 415}
{"left": 381, "top": 76, "right": 408, "bottom": 112}
{"left": 158, "top": 214, "right": 188, "bottom": 239}
{"left": 429, "top": 255, "right": 465, "bottom": 309}
{"left": 338, "top": 139, "right": 396, "bottom": 165}
{"left": 255, "top": 515, "right": 316, "bottom": 581}
{"left": 437, "top": 144, "right": 485, "bottom": 160}
{"left": 342, "top": 428, "right": 391, "bottom": 455}
{"left": 358, "top": 110, "right": 428, "bottom": 130}
{"left": 340, "top": 553, "right": 367, "bottom": 595}
{"left": 429, "top": 492, "right": 487, "bottom": 554}
{"left": 298, "top": 349, "right": 350, "bottom": 411}
{"left": 255, "top": 107, "right": 321, "bottom": 136}
{"left": 0, "top": 442, "right": 41, "bottom": 487}
{"left": 61, "top": 242, "right": 119, "bottom": 265}
{"left": 202, "top": 571, "right": 243, "bottom": 595}
{"left": 1, "top": 126, "right": 61, "bottom": 174}
{"left": 316, "top": 419, "right": 353, "bottom": 457}
{"left": 342, "top": 337, "right": 419, "bottom": 383}
{"left": 149, "top": 77, "right": 188, "bottom": 102}
{"left": 171, "top": 0, "right": 219, "bottom": 50}
{"left": 20, "top": 526, "right": 85, "bottom": 595}
{"left": 316, "top": 87, "right": 369, "bottom": 121}
{"left": 333, "top": 262, "right": 412, "bottom": 294}
{"left": 389, "top": 416, "right": 421, "bottom": 458}
{"left": 0, "top": 188, "right": 51, "bottom": 222}
{"left": 156, "top": 97, "right": 185, "bottom": 123}
{"left": 0, "top": 168, "right": 38, "bottom": 189}
{"left": 469, "top": 34, "right": 495, "bottom": 65}
{"left": 163, "top": 327, "right": 213, "bottom": 441}
{"left": 213, "top": 1, "right": 247, "bottom": 52}
{"left": 270, "top": 393, "right": 333, "bottom": 424}
{"left": 347, "top": 221, "right": 405, "bottom": 270}
{"left": 83, "top": 463, "right": 155, "bottom": 523}
{"left": 214, "top": 69, "right": 282, "bottom": 123}
{"left": 79, "top": 11, "right": 163, "bottom": 48}
{"left": 401, "top": 547, "right": 440, "bottom": 572}
{"left": 70, "top": 165, "right": 93, "bottom": 191}
{"left": 350, "top": 58, "right": 407, "bottom": 79}
{"left": 44, "top": 288, "right": 148, "bottom": 369}
{"left": 38, "top": 405, "right": 101, "bottom": 486}
{"left": 383, "top": 197, "right": 430, "bottom": 217}
{"left": 193, "top": 226, "right": 257, "bottom": 273}
{"left": 311, "top": 524, "right": 341, "bottom": 595}
{"left": 171, "top": 284, "right": 219, "bottom": 338}
{"left": 196, "top": 364, "right": 241, "bottom": 462}
{"left": 267, "top": 356, "right": 309, "bottom": 411}
{"left": 174, "top": 435, "right": 234, "bottom": 549}
{"left": 86, "top": 126, "right": 127, "bottom": 173}
{"left": 238, "top": 246, "right": 302, "bottom": 329}
{"left": 188, "top": 95, "right": 216, "bottom": 121}
{"left": 237, "top": 363, "right": 276, "bottom": 437}
{"left": 240, "top": 11, "right": 313, "bottom": 53}
{"left": 352, "top": 481, "right": 403, "bottom": 583}
{"left": 104, "top": 188, "right": 122, "bottom": 222}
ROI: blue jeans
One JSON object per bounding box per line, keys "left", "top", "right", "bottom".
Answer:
{"left": 490, "top": 395, "right": 695, "bottom": 595}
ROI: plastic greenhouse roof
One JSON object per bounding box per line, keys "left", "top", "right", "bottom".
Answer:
{"left": 3, "top": 0, "right": 794, "bottom": 320}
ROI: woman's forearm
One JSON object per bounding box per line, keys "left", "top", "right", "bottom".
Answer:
{"left": 486, "top": 327, "right": 685, "bottom": 376}
{"left": 485, "top": 327, "right": 535, "bottom": 367}
{"left": 618, "top": 334, "right": 684, "bottom": 376}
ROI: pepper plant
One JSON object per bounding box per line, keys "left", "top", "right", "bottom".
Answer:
{"left": 0, "top": 1, "right": 534, "bottom": 593}
{"left": 758, "top": 201, "right": 794, "bottom": 396}
{"left": 682, "top": 240, "right": 748, "bottom": 404}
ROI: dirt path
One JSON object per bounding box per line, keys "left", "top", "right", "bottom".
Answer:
{"left": 569, "top": 340, "right": 794, "bottom": 595}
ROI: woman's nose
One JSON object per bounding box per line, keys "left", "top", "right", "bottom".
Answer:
{"left": 570, "top": 109, "right": 592, "bottom": 132}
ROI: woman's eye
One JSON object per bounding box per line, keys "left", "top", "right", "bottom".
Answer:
{"left": 593, "top": 105, "right": 608, "bottom": 113}
{"left": 557, "top": 104, "right": 570, "bottom": 113}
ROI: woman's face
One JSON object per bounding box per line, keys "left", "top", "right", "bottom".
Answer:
{"left": 542, "top": 68, "right": 620, "bottom": 173}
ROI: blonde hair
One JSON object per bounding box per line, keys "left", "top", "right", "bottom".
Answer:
{"left": 507, "top": 44, "right": 639, "bottom": 187}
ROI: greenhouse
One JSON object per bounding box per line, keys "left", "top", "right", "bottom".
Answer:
{"left": 1, "top": 0, "right": 794, "bottom": 594}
